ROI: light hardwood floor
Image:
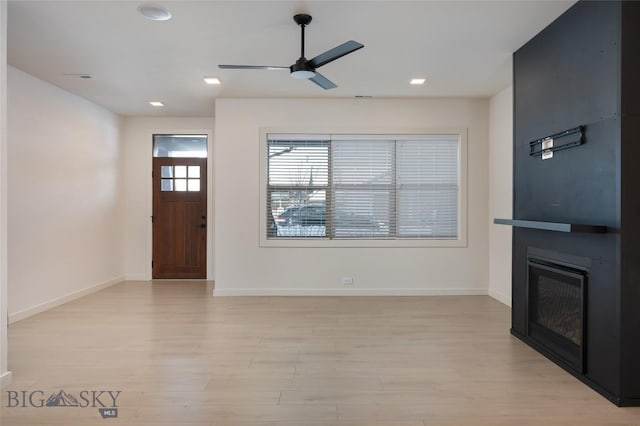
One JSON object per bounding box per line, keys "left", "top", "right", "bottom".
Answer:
{"left": 2, "top": 281, "right": 639, "bottom": 425}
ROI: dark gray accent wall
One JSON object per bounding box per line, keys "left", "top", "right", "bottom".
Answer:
{"left": 512, "top": 0, "right": 640, "bottom": 406}
{"left": 514, "top": 1, "right": 619, "bottom": 226}
{"left": 619, "top": 0, "right": 640, "bottom": 400}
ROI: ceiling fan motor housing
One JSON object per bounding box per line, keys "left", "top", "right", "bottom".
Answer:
{"left": 290, "top": 58, "right": 315, "bottom": 79}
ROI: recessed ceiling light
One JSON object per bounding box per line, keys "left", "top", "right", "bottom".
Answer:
{"left": 149, "top": 101, "right": 164, "bottom": 107}
{"left": 203, "top": 77, "right": 221, "bottom": 85}
{"left": 410, "top": 78, "right": 426, "bottom": 85}
{"left": 137, "top": 4, "right": 172, "bottom": 21}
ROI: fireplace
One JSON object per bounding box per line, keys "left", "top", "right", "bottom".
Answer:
{"left": 528, "top": 258, "right": 587, "bottom": 373}
{"left": 504, "top": 0, "right": 640, "bottom": 406}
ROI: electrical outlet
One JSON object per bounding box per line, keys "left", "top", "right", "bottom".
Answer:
{"left": 342, "top": 277, "right": 354, "bottom": 285}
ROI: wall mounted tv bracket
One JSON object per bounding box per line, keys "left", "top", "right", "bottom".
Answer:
{"left": 529, "top": 126, "right": 585, "bottom": 160}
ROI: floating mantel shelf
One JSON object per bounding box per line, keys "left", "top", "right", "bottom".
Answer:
{"left": 493, "top": 218, "right": 609, "bottom": 234}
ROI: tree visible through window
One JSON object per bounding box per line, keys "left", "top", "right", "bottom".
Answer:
{"left": 267, "top": 134, "right": 459, "bottom": 240}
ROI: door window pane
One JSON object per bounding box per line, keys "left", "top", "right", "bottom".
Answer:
{"left": 161, "top": 166, "right": 173, "bottom": 178}
{"left": 174, "top": 166, "right": 187, "bottom": 178}
{"left": 188, "top": 166, "right": 200, "bottom": 178}
{"left": 175, "top": 179, "right": 187, "bottom": 191}
{"left": 188, "top": 179, "right": 200, "bottom": 192}
{"left": 161, "top": 179, "right": 173, "bottom": 191}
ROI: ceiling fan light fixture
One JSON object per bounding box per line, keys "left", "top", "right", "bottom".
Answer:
{"left": 290, "top": 59, "right": 316, "bottom": 79}
{"left": 291, "top": 70, "right": 315, "bottom": 79}
{"left": 137, "top": 4, "right": 172, "bottom": 21}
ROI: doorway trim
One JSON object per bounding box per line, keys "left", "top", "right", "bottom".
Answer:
{"left": 145, "top": 128, "right": 214, "bottom": 281}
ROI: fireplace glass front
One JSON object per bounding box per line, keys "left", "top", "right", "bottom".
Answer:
{"left": 528, "top": 258, "right": 587, "bottom": 372}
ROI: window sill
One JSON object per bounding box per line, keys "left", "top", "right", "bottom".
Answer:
{"left": 259, "top": 237, "right": 468, "bottom": 248}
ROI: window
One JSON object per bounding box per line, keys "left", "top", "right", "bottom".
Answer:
{"left": 153, "top": 134, "right": 207, "bottom": 158}
{"left": 266, "top": 133, "right": 463, "bottom": 243}
{"left": 267, "top": 136, "right": 329, "bottom": 237}
{"left": 160, "top": 165, "right": 201, "bottom": 192}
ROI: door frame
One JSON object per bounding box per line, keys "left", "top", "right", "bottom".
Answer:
{"left": 145, "top": 128, "right": 214, "bottom": 280}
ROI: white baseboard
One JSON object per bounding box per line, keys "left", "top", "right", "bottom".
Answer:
{"left": 213, "top": 288, "right": 489, "bottom": 297}
{"left": 0, "top": 371, "right": 13, "bottom": 388}
{"left": 488, "top": 288, "right": 512, "bottom": 307}
{"left": 8, "top": 276, "right": 125, "bottom": 324}
{"left": 124, "top": 273, "right": 149, "bottom": 281}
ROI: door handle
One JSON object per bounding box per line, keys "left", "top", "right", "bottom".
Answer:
{"left": 200, "top": 224, "right": 206, "bottom": 228}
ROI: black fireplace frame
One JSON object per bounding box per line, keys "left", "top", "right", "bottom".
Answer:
{"left": 527, "top": 257, "right": 588, "bottom": 374}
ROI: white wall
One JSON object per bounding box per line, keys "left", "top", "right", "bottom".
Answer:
{"left": 488, "top": 85, "right": 513, "bottom": 306}
{"left": 0, "top": 0, "right": 11, "bottom": 388}
{"left": 215, "top": 98, "right": 489, "bottom": 295}
{"left": 7, "top": 66, "right": 124, "bottom": 321}
{"left": 121, "top": 116, "right": 214, "bottom": 280}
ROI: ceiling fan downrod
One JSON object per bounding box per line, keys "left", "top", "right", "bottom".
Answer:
{"left": 291, "top": 14, "right": 316, "bottom": 79}
{"left": 294, "top": 14, "right": 313, "bottom": 59}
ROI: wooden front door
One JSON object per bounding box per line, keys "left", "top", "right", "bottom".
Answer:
{"left": 152, "top": 158, "right": 207, "bottom": 279}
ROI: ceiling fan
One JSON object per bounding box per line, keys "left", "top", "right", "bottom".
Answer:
{"left": 219, "top": 14, "right": 364, "bottom": 90}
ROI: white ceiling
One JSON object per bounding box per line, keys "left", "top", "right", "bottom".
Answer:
{"left": 7, "top": 1, "right": 574, "bottom": 117}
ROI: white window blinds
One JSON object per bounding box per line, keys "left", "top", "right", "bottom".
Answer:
{"left": 267, "top": 134, "right": 460, "bottom": 240}
{"left": 331, "top": 140, "right": 394, "bottom": 238}
{"left": 396, "top": 137, "right": 459, "bottom": 239}
{"left": 267, "top": 137, "right": 329, "bottom": 238}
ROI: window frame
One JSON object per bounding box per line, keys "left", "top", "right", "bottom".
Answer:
{"left": 259, "top": 128, "right": 468, "bottom": 248}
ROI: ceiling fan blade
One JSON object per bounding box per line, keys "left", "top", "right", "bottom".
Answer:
{"left": 309, "top": 72, "right": 337, "bottom": 90}
{"left": 308, "top": 40, "right": 364, "bottom": 69}
{"left": 218, "top": 65, "right": 289, "bottom": 70}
